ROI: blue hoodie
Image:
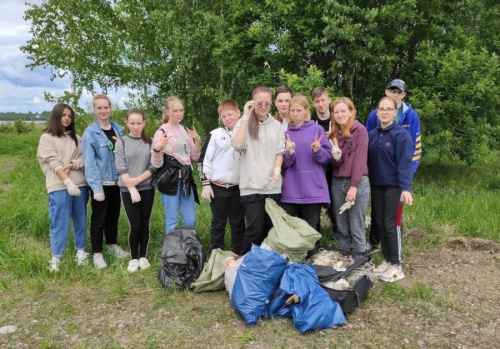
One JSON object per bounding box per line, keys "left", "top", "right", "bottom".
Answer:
{"left": 366, "top": 102, "right": 421, "bottom": 173}
{"left": 368, "top": 123, "right": 413, "bottom": 192}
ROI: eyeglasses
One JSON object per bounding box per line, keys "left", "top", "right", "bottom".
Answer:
{"left": 256, "top": 102, "right": 271, "bottom": 108}
{"left": 387, "top": 89, "right": 404, "bottom": 95}
{"left": 377, "top": 108, "right": 395, "bottom": 114}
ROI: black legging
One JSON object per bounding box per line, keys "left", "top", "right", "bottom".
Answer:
{"left": 121, "top": 189, "right": 155, "bottom": 259}
{"left": 89, "top": 186, "right": 121, "bottom": 254}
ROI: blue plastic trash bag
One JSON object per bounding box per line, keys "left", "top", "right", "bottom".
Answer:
{"left": 280, "top": 264, "right": 347, "bottom": 333}
{"left": 262, "top": 289, "right": 293, "bottom": 319}
{"left": 230, "top": 244, "right": 288, "bottom": 327}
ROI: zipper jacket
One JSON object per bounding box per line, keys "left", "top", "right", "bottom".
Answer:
{"left": 198, "top": 127, "right": 242, "bottom": 186}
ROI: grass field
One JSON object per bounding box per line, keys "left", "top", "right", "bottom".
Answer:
{"left": 0, "top": 125, "right": 499, "bottom": 348}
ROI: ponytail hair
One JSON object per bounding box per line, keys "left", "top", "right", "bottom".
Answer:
{"left": 248, "top": 87, "right": 272, "bottom": 139}
{"left": 93, "top": 94, "right": 111, "bottom": 108}
{"left": 125, "top": 108, "right": 151, "bottom": 144}
{"left": 162, "top": 96, "right": 183, "bottom": 124}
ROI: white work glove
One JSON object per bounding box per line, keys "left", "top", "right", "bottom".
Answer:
{"left": 201, "top": 185, "right": 214, "bottom": 202}
{"left": 94, "top": 192, "right": 105, "bottom": 201}
{"left": 339, "top": 200, "right": 355, "bottom": 214}
{"left": 63, "top": 178, "right": 81, "bottom": 196}
{"left": 268, "top": 167, "right": 281, "bottom": 184}
{"left": 128, "top": 186, "right": 141, "bottom": 203}
{"left": 284, "top": 134, "right": 295, "bottom": 154}
{"left": 329, "top": 138, "right": 342, "bottom": 161}
{"left": 241, "top": 101, "right": 254, "bottom": 122}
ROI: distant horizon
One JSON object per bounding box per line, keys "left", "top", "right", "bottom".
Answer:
{"left": 0, "top": 0, "right": 130, "bottom": 114}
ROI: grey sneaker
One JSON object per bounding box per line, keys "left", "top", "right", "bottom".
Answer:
{"left": 49, "top": 256, "right": 60, "bottom": 272}
{"left": 374, "top": 260, "right": 391, "bottom": 275}
{"left": 93, "top": 254, "right": 108, "bottom": 269}
{"left": 108, "top": 245, "right": 129, "bottom": 259}
{"left": 139, "top": 257, "right": 150, "bottom": 270}
{"left": 75, "top": 249, "right": 90, "bottom": 265}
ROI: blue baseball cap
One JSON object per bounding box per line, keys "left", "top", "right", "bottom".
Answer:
{"left": 387, "top": 79, "right": 406, "bottom": 92}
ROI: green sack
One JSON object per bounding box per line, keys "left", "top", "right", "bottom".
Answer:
{"left": 263, "top": 198, "right": 322, "bottom": 261}
{"left": 190, "top": 249, "right": 236, "bottom": 293}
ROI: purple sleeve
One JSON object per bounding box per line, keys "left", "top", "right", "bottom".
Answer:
{"left": 312, "top": 128, "right": 332, "bottom": 165}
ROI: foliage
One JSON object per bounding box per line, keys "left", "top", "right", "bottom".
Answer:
{"left": 22, "top": 0, "right": 500, "bottom": 162}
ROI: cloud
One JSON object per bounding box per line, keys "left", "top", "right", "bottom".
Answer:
{"left": 0, "top": 0, "right": 134, "bottom": 113}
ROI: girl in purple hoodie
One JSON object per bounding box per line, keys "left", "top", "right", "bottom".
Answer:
{"left": 329, "top": 97, "right": 369, "bottom": 254}
{"left": 281, "top": 94, "right": 332, "bottom": 229}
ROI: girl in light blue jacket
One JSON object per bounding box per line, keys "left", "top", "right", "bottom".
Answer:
{"left": 82, "top": 94, "right": 127, "bottom": 269}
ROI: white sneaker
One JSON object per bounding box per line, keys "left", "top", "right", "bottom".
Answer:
{"left": 93, "top": 254, "right": 108, "bottom": 269}
{"left": 139, "top": 257, "right": 150, "bottom": 270}
{"left": 380, "top": 265, "right": 405, "bottom": 282}
{"left": 75, "top": 249, "right": 90, "bottom": 265}
{"left": 127, "top": 259, "right": 139, "bottom": 273}
{"left": 374, "top": 260, "right": 391, "bottom": 275}
{"left": 108, "top": 245, "right": 129, "bottom": 259}
{"left": 49, "top": 256, "right": 60, "bottom": 272}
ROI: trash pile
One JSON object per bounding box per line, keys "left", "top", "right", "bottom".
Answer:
{"left": 157, "top": 200, "right": 375, "bottom": 332}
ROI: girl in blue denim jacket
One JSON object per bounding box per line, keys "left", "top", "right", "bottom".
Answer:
{"left": 82, "top": 94, "right": 128, "bottom": 269}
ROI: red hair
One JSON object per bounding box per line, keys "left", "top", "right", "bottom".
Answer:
{"left": 330, "top": 97, "right": 356, "bottom": 141}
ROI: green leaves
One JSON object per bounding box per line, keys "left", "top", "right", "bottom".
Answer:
{"left": 22, "top": 0, "right": 500, "bottom": 162}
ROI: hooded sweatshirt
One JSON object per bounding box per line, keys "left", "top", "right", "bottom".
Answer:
{"left": 281, "top": 120, "right": 332, "bottom": 204}
{"left": 331, "top": 120, "right": 369, "bottom": 187}
{"left": 231, "top": 114, "right": 285, "bottom": 196}
{"left": 37, "top": 131, "right": 87, "bottom": 194}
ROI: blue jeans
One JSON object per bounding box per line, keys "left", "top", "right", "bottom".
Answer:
{"left": 160, "top": 180, "right": 196, "bottom": 233}
{"left": 48, "top": 187, "right": 89, "bottom": 257}
{"left": 332, "top": 176, "right": 370, "bottom": 253}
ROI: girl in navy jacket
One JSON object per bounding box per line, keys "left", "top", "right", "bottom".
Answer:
{"left": 368, "top": 96, "right": 413, "bottom": 283}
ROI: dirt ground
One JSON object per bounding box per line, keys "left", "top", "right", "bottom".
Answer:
{"left": 0, "top": 237, "right": 499, "bottom": 349}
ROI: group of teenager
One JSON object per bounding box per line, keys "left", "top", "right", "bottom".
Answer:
{"left": 37, "top": 79, "right": 421, "bottom": 283}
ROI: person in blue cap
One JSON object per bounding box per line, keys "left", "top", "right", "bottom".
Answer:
{"left": 366, "top": 79, "right": 421, "bottom": 253}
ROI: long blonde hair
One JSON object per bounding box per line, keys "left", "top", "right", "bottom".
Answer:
{"left": 330, "top": 97, "right": 356, "bottom": 141}
{"left": 162, "top": 96, "right": 183, "bottom": 124}
{"left": 286, "top": 94, "right": 311, "bottom": 127}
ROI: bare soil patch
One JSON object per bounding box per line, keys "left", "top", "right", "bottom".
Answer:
{"left": 0, "top": 237, "right": 499, "bottom": 349}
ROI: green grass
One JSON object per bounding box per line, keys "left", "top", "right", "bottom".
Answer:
{"left": 0, "top": 128, "right": 499, "bottom": 348}
{"left": 1, "top": 128, "right": 498, "bottom": 278}
{"left": 407, "top": 154, "right": 500, "bottom": 243}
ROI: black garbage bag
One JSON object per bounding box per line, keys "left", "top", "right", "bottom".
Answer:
{"left": 157, "top": 226, "right": 207, "bottom": 289}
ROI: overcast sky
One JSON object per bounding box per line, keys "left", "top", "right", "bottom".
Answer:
{"left": 0, "top": 0, "right": 127, "bottom": 114}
